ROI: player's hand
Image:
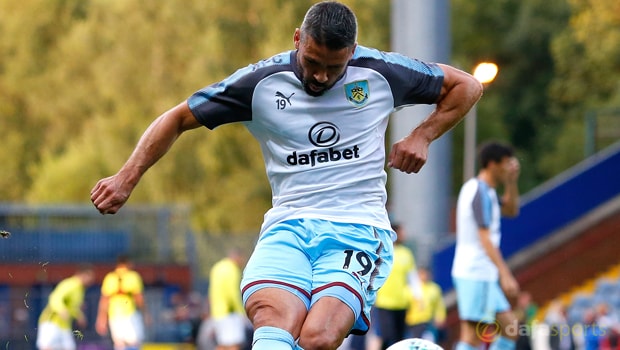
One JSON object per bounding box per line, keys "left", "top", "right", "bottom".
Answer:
{"left": 503, "top": 157, "right": 520, "bottom": 184}
{"left": 90, "top": 174, "right": 133, "bottom": 215}
{"left": 76, "top": 315, "right": 87, "bottom": 329}
{"left": 500, "top": 272, "right": 520, "bottom": 299}
{"left": 95, "top": 317, "right": 108, "bottom": 336}
{"left": 388, "top": 135, "right": 430, "bottom": 174}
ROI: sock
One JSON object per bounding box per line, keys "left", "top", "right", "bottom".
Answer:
{"left": 456, "top": 341, "right": 478, "bottom": 350}
{"left": 489, "top": 336, "right": 516, "bottom": 350}
{"left": 252, "top": 326, "right": 295, "bottom": 350}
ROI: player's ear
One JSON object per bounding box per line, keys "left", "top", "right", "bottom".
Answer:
{"left": 294, "top": 28, "right": 301, "bottom": 49}
{"left": 348, "top": 43, "right": 357, "bottom": 60}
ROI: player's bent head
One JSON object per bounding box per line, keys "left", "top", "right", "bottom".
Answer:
{"left": 301, "top": 1, "right": 357, "bottom": 50}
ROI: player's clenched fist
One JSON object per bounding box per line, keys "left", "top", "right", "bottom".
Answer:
{"left": 90, "top": 175, "right": 132, "bottom": 215}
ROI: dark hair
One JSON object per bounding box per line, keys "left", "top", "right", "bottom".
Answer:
{"left": 478, "top": 141, "right": 514, "bottom": 169}
{"left": 76, "top": 263, "right": 94, "bottom": 274}
{"left": 300, "top": 1, "right": 357, "bottom": 50}
{"left": 117, "top": 254, "right": 130, "bottom": 265}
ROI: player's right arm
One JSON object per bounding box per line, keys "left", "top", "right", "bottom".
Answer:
{"left": 501, "top": 157, "right": 521, "bottom": 217}
{"left": 388, "top": 64, "right": 483, "bottom": 174}
{"left": 95, "top": 294, "right": 110, "bottom": 335}
{"left": 91, "top": 101, "right": 201, "bottom": 215}
{"left": 478, "top": 227, "right": 519, "bottom": 298}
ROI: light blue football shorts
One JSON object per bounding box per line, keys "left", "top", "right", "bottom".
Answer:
{"left": 241, "top": 218, "right": 394, "bottom": 335}
{"left": 453, "top": 277, "right": 511, "bottom": 323}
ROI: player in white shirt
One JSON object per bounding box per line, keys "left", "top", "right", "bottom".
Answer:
{"left": 91, "top": 2, "right": 483, "bottom": 349}
{"left": 452, "top": 141, "right": 521, "bottom": 350}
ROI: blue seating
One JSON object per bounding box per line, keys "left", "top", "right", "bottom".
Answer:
{"left": 595, "top": 278, "right": 620, "bottom": 297}
{"left": 0, "top": 230, "right": 129, "bottom": 263}
{"left": 572, "top": 293, "right": 595, "bottom": 309}
{"left": 567, "top": 306, "right": 587, "bottom": 325}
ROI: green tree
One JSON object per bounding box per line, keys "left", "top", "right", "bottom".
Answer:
{"left": 5, "top": 0, "right": 387, "bottom": 233}
{"left": 542, "top": 0, "right": 620, "bottom": 176}
{"left": 451, "top": 0, "right": 571, "bottom": 192}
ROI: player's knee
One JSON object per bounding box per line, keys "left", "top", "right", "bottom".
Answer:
{"left": 245, "top": 296, "right": 284, "bottom": 327}
{"left": 497, "top": 311, "right": 519, "bottom": 340}
{"left": 298, "top": 325, "right": 344, "bottom": 350}
{"left": 245, "top": 289, "right": 306, "bottom": 331}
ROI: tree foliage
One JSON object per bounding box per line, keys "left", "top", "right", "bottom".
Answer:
{"left": 451, "top": 0, "right": 572, "bottom": 191}
{"left": 2, "top": 0, "right": 619, "bottom": 233}
{"left": 451, "top": 0, "right": 620, "bottom": 192}
{"left": 542, "top": 0, "right": 620, "bottom": 174}
{"left": 0, "top": 0, "right": 387, "bottom": 233}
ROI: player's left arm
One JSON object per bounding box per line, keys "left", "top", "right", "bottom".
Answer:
{"left": 388, "top": 64, "right": 483, "bottom": 174}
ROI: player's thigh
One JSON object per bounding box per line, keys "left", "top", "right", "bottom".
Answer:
{"left": 309, "top": 221, "right": 394, "bottom": 334}
{"left": 300, "top": 295, "right": 356, "bottom": 346}
{"left": 37, "top": 323, "right": 75, "bottom": 350}
{"left": 245, "top": 286, "right": 309, "bottom": 339}
{"left": 109, "top": 314, "right": 144, "bottom": 345}
{"left": 36, "top": 322, "right": 60, "bottom": 349}
{"left": 60, "top": 330, "right": 77, "bottom": 350}
{"left": 453, "top": 277, "right": 496, "bottom": 323}
{"left": 241, "top": 220, "right": 313, "bottom": 308}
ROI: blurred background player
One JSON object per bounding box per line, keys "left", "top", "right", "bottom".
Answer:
{"left": 36, "top": 265, "right": 95, "bottom": 350}
{"left": 405, "top": 267, "right": 446, "bottom": 343}
{"left": 452, "top": 141, "right": 521, "bottom": 350}
{"left": 373, "top": 223, "right": 421, "bottom": 349}
{"left": 96, "top": 255, "right": 147, "bottom": 350}
{"left": 208, "top": 248, "right": 250, "bottom": 350}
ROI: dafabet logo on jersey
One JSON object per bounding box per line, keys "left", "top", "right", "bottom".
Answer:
{"left": 344, "top": 80, "right": 369, "bottom": 107}
{"left": 286, "top": 122, "right": 360, "bottom": 167}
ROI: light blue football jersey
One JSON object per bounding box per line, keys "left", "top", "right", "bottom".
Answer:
{"left": 188, "top": 46, "right": 444, "bottom": 233}
{"left": 452, "top": 178, "right": 503, "bottom": 281}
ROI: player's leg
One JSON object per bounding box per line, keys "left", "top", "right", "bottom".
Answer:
{"left": 213, "top": 313, "right": 249, "bottom": 350}
{"left": 490, "top": 310, "right": 519, "bottom": 350}
{"left": 60, "top": 329, "right": 77, "bottom": 350}
{"left": 299, "top": 220, "right": 394, "bottom": 350}
{"left": 453, "top": 278, "right": 494, "bottom": 350}
{"left": 109, "top": 315, "right": 141, "bottom": 350}
{"left": 126, "top": 312, "right": 145, "bottom": 350}
{"left": 490, "top": 283, "right": 518, "bottom": 350}
{"left": 298, "top": 295, "right": 356, "bottom": 349}
{"left": 245, "top": 287, "right": 308, "bottom": 349}
{"left": 374, "top": 307, "right": 398, "bottom": 348}
{"left": 241, "top": 219, "right": 315, "bottom": 350}
{"left": 36, "top": 322, "right": 57, "bottom": 350}
{"left": 456, "top": 320, "right": 482, "bottom": 350}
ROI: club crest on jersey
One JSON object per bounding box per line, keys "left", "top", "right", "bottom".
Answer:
{"left": 344, "top": 80, "right": 369, "bottom": 107}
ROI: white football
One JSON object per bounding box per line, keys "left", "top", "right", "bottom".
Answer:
{"left": 386, "top": 338, "right": 444, "bottom": 350}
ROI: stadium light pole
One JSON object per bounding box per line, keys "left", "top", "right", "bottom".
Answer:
{"left": 463, "top": 62, "right": 499, "bottom": 182}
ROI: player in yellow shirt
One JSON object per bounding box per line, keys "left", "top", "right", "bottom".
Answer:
{"left": 37, "top": 265, "right": 95, "bottom": 350}
{"left": 208, "top": 248, "right": 248, "bottom": 350}
{"left": 373, "top": 224, "right": 421, "bottom": 349}
{"left": 96, "top": 255, "right": 146, "bottom": 350}
{"left": 406, "top": 267, "right": 446, "bottom": 343}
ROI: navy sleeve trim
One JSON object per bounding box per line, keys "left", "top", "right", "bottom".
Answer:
{"left": 188, "top": 51, "right": 293, "bottom": 130}
{"left": 350, "top": 46, "right": 444, "bottom": 107}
